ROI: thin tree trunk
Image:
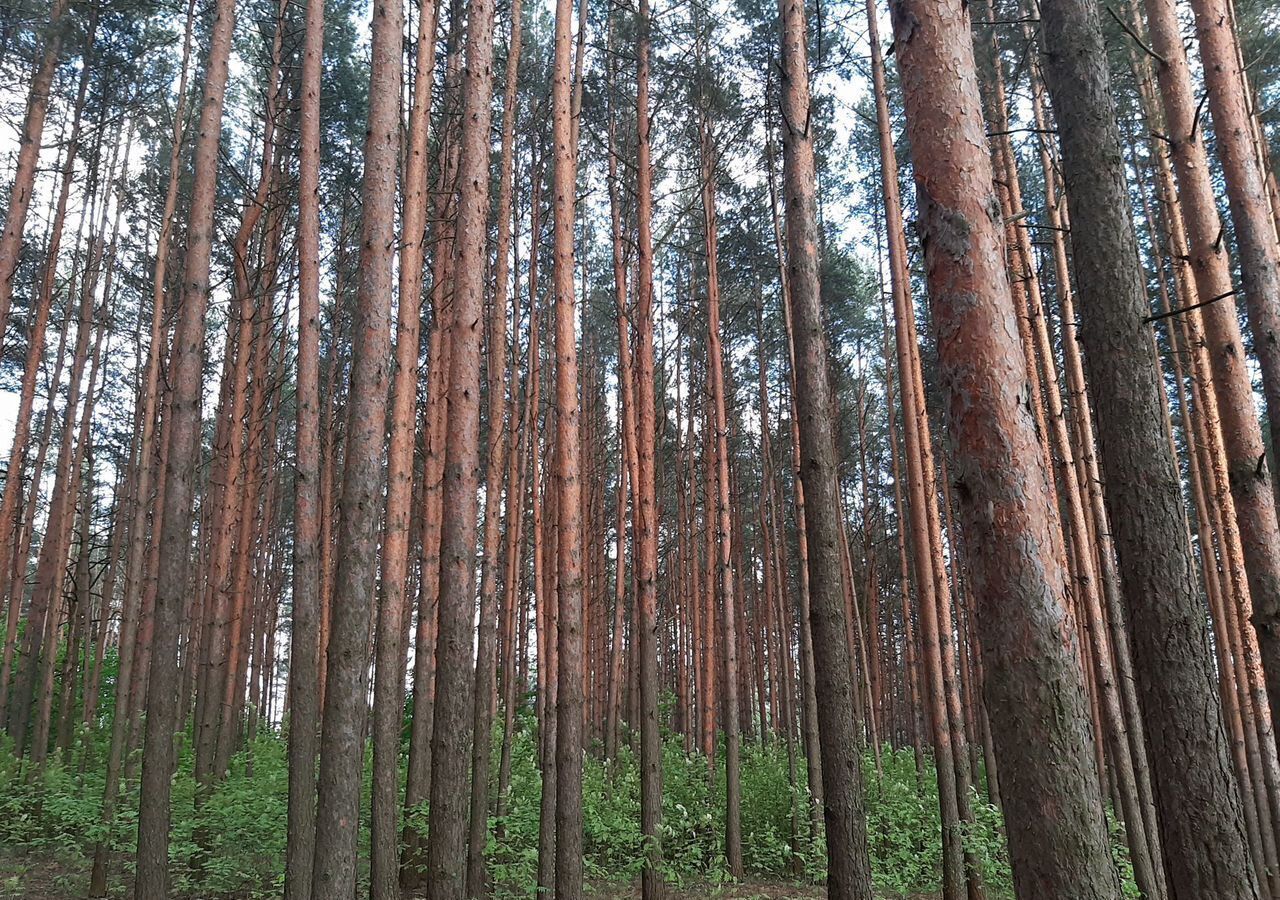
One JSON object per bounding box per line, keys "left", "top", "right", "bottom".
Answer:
{"left": 283, "top": 0, "right": 324, "bottom": 887}
{"left": 465, "top": 0, "right": 519, "bottom": 888}
{"left": 133, "top": 0, "right": 236, "bottom": 888}
{"left": 368, "top": 0, "right": 438, "bottom": 893}
{"left": 310, "top": 0, "right": 401, "bottom": 885}
{"left": 0, "top": 26, "right": 92, "bottom": 636}
{"left": 635, "top": 0, "right": 665, "bottom": 892}
{"left": 551, "top": 0, "right": 585, "bottom": 890}
{"left": 11, "top": 198, "right": 103, "bottom": 757}
{"left": 424, "top": 0, "right": 497, "bottom": 891}
{"left": 698, "top": 111, "right": 744, "bottom": 876}
{"left": 0, "top": 0, "right": 70, "bottom": 344}
{"left": 776, "top": 0, "right": 874, "bottom": 895}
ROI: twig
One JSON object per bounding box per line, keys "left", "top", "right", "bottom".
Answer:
{"left": 987, "top": 126, "right": 1057, "bottom": 137}
{"left": 1190, "top": 92, "right": 1210, "bottom": 142}
{"left": 1143, "top": 288, "right": 1241, "bottom": 323}
{"left": 1106, "top": 6, "right": 1165, "bottom": 64}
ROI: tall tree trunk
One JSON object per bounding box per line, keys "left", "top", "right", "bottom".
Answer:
{"left": 866, "top": 6, "right": 980, "bottom": 895}
{"left": 133, "top": 0, "right": 237, "bottom": 888}
{"left": 1037, "top": 0, "right": 1261, "bottom": 896}
{"left": 1140, "top": 0, "right": 1280, "bottom": 728}
{"left": 496, "top": 356, "right": 530, "bottom": 828}
{"left": 401, "top": 3, "right": 466, "bottom": 880}
{"left": 975, "top": 13, "right": 1161, "bottom": 891}
{"left": 467, "top": 0, "right": 520, "bottom": 887}
{"left": 604, "top": 5, "right": 637, "bottom": 765}
{"left": 1189, "top": 0, "right": 1280, "bottom": 517}
{"left": 635, "top": 0, "right": 665, "bottom": 893}
{"left": 11, "top": 195, "right": 104, "bottom": 756}
{"left": 776, "top": 0, "right": 874, "bottom": 895}
{"left": 765, "top": 132, "right": 825, "bottom": 840}
{"left": 699, "top": 113, "right": 744, "bottom": 877}
{"left": 887, "top": 0, "right": 1124, "bottom": 895}
{"left": 536, "top": 376, "right": 560, "bottom": 897}
{"left": 0, "top": 0, "right": 70, "bottom": 344}
{"left": 310, "top": 0, "right": 401, "bottom": 886}
{"left": 369, "top": 0, "right": 438, "bottom": 894}
{"left": 201, "top": 25, "right": 285, "bottom": 787}
{"left": 424, "top": 0, "right": 497, "bottom": 891}
{"left": 880, "top": 296, "right": 927, "bottom": 785}
{"left": 551, "top": 0, "right": 584, "bottom": 891}
{"left": 0, "top": 23, "right": 93, "bottom": 639}
{"left": 283, "top": 0, "right": 324, "bottom": 889}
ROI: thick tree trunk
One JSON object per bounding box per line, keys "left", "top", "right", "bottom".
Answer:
{"left": 974, "top": 13, "right": 1162, "bottom": 891}
{"left": 867, "top": 7, "right": 980, "bottom": 895}
{"left": 1037, "top": 0, "right": 1261, "bottom": 896}
{"left": 887, "top": 0, "right": 1123, "bottom": 895}
{"left": 765, "top": 134, "right": 825, "bottom": 840}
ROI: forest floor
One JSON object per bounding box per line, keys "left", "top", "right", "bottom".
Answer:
{"left": 583, "top": 883, "right": 824, "bottom": 899}
{"left": 0, "top": 849, "right": 936, "bottom": 899}
{"left": 580, "top": 886, "right": 938, "bottom": 899}
{"left": 0, "top": 849, "right": 82, "bottom": 898}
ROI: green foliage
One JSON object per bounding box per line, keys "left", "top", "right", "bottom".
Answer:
{"left": 0, "top": 731, "right": 292, "bottom": 898}
{"left": 167, "top": 739, "right": 290, "bottom": 898}
{"left": 0, "top": 724, "right": 1141, "bottom": 898}
{"left": 864, "top": 748, "right": 943, "bottom": 894}
{"left": 0, "top": 740, "right": 105, "bottom": 857}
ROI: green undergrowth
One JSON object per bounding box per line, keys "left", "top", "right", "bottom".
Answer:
{"left": 0, "top": 709, "right": 1139, "bottom": 898}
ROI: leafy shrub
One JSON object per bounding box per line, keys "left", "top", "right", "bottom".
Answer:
{"left": 0, "top": 717, "right": 1141, "bottom": 899}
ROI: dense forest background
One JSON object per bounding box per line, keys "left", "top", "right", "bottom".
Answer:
{"left": 1, "top": 0, "right": 1280, "bottom": 896}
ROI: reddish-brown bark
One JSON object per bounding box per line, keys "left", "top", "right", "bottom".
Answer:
{"left": 551, "top": 0, "right": 585, "bottom": 890}
{"left": 466, "top": 0, "right": 520, "bottom": 887}
{"left": 888, "top": 0, "right": 1122, "bottom": 894}
{"left": 368, "top": 0, "right": 438, "bottom": 893}
{"left": 1190, "top": 0, "right": 1280, "bottom": 518}
{"left": 0, "top": 0, "right": 70, "bottom": 344}
{"left": 133, "top": 0, "right": 237, "bottom": 888}
{"left": 424, "top": 0, "right": 497, "bottom": 891}
{"left": 283, "top": 0, "right": 324, "bottom": 889}
{"left": 1142, "top": 0, "right": 1280, "bottom": 730}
